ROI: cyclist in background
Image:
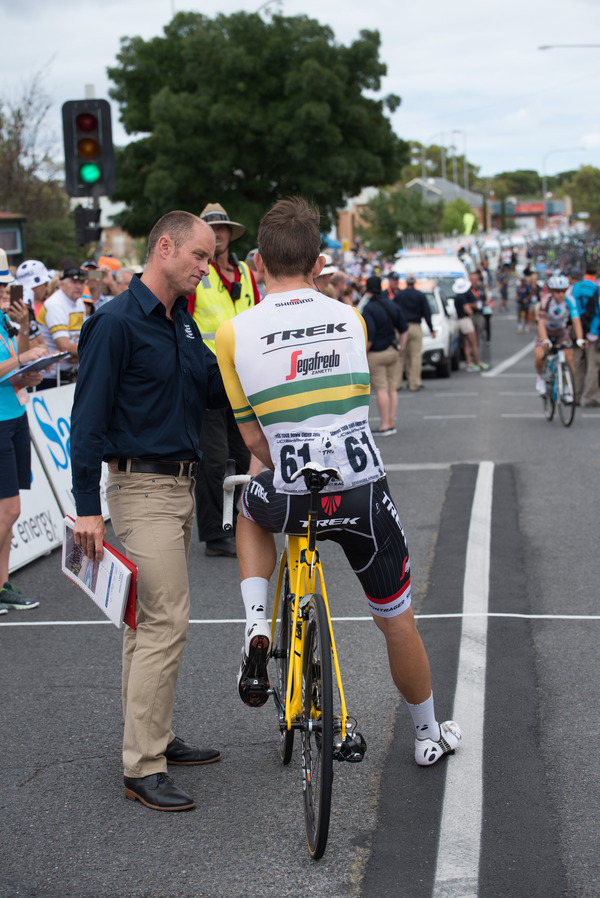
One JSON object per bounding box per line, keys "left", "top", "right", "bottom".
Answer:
{"left": 517, "top": 268, "right": 534, "bottom": 332}
{"left": 534, "top": 274, "right": 585, "bottom": 397}
{"left": 215, "top": 198, "right": 461, "bottom": 767}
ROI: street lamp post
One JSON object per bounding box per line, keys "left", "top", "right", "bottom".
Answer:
{"left": 421, "top": 131, "right": 448, "bottom": 182}
{"left": 539, "top": 44, "right": 600, "bottom": 50}
{"left": 452, "top": 129, "right": 468, "bottom": 191}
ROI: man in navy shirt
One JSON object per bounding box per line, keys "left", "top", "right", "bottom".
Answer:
{"left": 71, "top": 210, "right": 227, "bottom": 812}
{"left": 394, "top": 274, "right": 436, "bottom": 391}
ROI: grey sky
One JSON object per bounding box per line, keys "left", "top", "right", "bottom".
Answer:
{"left": 2, "top": 0, "right": 599, "bottom": 182}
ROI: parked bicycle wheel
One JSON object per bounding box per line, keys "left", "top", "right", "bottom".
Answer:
{"left": 273, "top": 564, "right": 294, "bottom": 764}
{"left": 558, "top": 360, "right": 575, "bottom": 427}
{"left": 301, "top": 593, "right": 334, "bottom": 860}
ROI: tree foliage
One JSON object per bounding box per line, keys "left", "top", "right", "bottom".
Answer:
{"left": 440, "top": 198, "right": 477, "bottom": 236}
{"left": 355, "top": 187, "right": 442, "bottom": 257}
{"left": 559, "top": 165, "right": 600, "bottom": 231}
{"left": 0, "top": 74, "right": 83, "bottom": 265}
{"left": 401, "top": 141, "right": 480, "bottom": 188}
{"left": 490, "top": 170, "right": 541, "bottom": 197}
{"left": 108, "top": 11, "right": 408, "bottom": 243}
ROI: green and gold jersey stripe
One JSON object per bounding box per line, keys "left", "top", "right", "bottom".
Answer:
{"left": 245, "top": 373, "right": 371, "bottom": 427}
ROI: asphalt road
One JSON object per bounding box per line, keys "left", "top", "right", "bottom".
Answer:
{"left": 1, "top": 303, "right": 599, "bottom": 898}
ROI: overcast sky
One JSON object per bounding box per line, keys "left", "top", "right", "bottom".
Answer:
{"left": 2, "top": 0, "right": 600, "bottom": 186}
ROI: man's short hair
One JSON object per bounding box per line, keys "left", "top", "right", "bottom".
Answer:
{"left": 585, "top": 261, "right": 598, "bottom": 276}
{"left": 257, "top": 197, "right": 321, "bottom": 279}
{"left": 147, "top": 210, "right": 202, "bottom": 260}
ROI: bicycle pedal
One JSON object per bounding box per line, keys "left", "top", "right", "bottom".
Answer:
{"left": 333, "top": 730, "right": 367, "bottom": 763}
{"left": 239, "top": 676, "right": 270, "bottom": 707}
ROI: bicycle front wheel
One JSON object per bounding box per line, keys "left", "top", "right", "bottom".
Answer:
{"left": 558, "top": 360, "right": 576, "bottom": 427}
{"left": 543, "top": 382, "right": 556, "bottom": 421}
{"left": 301, "top": 594, "right": 334, "bottom": 860}
{"left": 273, "top": 565, "right": 294, "bottom": 765}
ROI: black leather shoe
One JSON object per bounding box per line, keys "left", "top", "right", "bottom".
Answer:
{"left": 165, "top": 736, "right": 222, "bottom": 766}
{"left": 205, "top": 538, "right": 237, "bottom": 557}
{"left": 124, "top": 773, "right": 195, "bottom": 811}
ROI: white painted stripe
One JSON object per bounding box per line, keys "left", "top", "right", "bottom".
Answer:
{"left": 499, "top": 391, "right": 537, "bottom": 396}
{"left": 424, "top": 415, "right": 477, "bottom": 420}
{"left": 501, "top": 413, "right": 544, "bottom": 418}
{"left": 2, "top": 610, "right": 600, "bottom": 628}
{"left": 434, "top": 393, "right": 480, "bottom": 397}
{"left": 385, "top": 463, "right": 455, "bottom": 471}
{"left": 481, "top": 341, "right": 535, "bottom": 377}
{"left": 433, "top": 460, "right": 494, "bottom": 897}
{"left": 490, "top": 373, "right": 533, "bottom": 378}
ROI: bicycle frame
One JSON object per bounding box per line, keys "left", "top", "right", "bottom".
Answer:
{"left": 271, "top": 533, "right": 349, "bottom": 741}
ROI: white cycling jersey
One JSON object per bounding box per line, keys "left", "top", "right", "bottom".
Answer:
{"left": 216, "top": 287, "right": 384, "bottom": 493}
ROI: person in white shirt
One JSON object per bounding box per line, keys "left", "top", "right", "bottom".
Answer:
{"left": 35, "top": 264, "right": 86, "bottom": 388}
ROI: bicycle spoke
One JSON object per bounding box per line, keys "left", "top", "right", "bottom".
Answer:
{"left": 273, "top": 565, "right": 294, "bottom": 764}
{"left": 558, "top": 361, "right": 576, "bottom": 427}
{"left": 301, "top": 594, "right": 333, "bottom": 860}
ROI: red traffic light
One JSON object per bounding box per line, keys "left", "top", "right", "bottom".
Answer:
{"left": 76, "top": 112, "right": 98, "bottom": 133}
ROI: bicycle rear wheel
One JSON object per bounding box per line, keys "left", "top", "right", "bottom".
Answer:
{"left": 301, "top": 594, "right": 333, "bottom": 860}
{"left": 273, "top": 566, "right": 294, "bottom": 764}
{"left": 558, "top": 361, "right": 575, "bottom": 427}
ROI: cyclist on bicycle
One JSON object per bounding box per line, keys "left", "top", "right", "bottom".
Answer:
{"left": 534, "top": 273, "right": 585, "bottom": 396}
{"left": 215, "top": 198, "right": 460, "bottom": 767}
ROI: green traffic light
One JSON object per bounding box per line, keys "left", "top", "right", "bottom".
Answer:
{"left": 80, "top": 162, "right": 102, "bottom": 185}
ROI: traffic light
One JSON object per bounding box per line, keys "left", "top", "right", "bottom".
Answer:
{"left": 62, "top": 99, "right": 115, "bottom": 198}
{"left": 74, "top": 206, "right": 102, "bottom": 245}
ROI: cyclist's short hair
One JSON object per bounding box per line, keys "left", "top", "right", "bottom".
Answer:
{"left": 258, "top": 197, "right": 321, "bottom": 279}
{"left": 147, "top": 210, "right": 202, "bottom": 260}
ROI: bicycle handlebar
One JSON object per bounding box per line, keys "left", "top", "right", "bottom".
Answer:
{"left": 223, "top": 459, "right": 252, "bottom": 531}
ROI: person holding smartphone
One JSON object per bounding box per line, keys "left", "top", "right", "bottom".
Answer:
{"left": 0, "top": 250, "right": 47, "bottom": 613}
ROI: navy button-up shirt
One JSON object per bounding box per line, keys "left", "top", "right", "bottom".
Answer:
{"left": 71, "top": 275, "right": 227, "bottom": 516}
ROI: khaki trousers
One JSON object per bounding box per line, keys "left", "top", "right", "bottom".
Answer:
{"left": 581, "top": 343, "right": 600, "bottom": 404}
{"left": 107, "top": 470, "right": 195, "bottom": 778}
{"left": 402, "top": 322, "right": 424, "bottom": 390}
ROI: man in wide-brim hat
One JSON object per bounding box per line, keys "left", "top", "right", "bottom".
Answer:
{"left": 190, "top": 203, "right": 261, "bottom": 558}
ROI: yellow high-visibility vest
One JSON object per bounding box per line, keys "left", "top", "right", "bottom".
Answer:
{"left": 193, "top": 262, "right": 255, "bottom": 354}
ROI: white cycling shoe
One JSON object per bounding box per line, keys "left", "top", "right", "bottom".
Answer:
{"left": 415, "top": 720, "right": 461, "bottom": 766}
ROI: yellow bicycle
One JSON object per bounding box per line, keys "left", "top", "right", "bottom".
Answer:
{"left": 223, "top": 460, "right": 366, "bottom": 860}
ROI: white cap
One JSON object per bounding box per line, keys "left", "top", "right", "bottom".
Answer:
{"left": 452, "top": 277, "right": 472, "bottom": 294}
{"left": 16, "top": 259, "right": 51, "bottom": 289}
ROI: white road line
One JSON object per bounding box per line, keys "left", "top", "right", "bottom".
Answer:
{"left": 434, "top": 393, "right": 480, "bottom": 398}
{"left": 501, "top": 413, "right": 544, "bottom": 418}
{"left": 482, "top": 341, "right": 535, "bottom": 377}
{"left": 2, "top": 611, "right": 600, "bottom": 627}
{"left": 433, "top": 460, "right": 494, "bottom": 898}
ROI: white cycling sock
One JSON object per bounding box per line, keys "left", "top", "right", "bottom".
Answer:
{"left": 241, "top": 577, "right": 269, "bottom": 622}
{"left": 406, "top": 693, "right": 441, "bottom": 741}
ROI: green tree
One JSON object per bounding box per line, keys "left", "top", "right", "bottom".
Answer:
{"left": 485, "top": 170, "right": 542, "bottom": 197}
{"left": 440, "top": 198, "right": 477, "bottom": 236}
{"left": 401, "top": 141, "right": 480, "bottom": 188}
{"left": 355, "top": 187, "right": 442, "bottom": 257}
{"left": 559, "top": 165, "right": 600, "bottom": 231}
{"left": 0, "top": 73, "right": 84, "bottom": 265}
{"left": 108, "top": 11, "right": 408, "bottom": 243}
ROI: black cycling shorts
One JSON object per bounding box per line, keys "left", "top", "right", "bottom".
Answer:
{"left": 241, "top": 472, "right": 412, "bottom": 617}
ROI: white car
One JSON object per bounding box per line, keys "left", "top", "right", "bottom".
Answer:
{"left": 419, "top": 283, "right": 460, "bottom": 378}
{"left": 388, "top": 278, "right": 460, "bottom": 378}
